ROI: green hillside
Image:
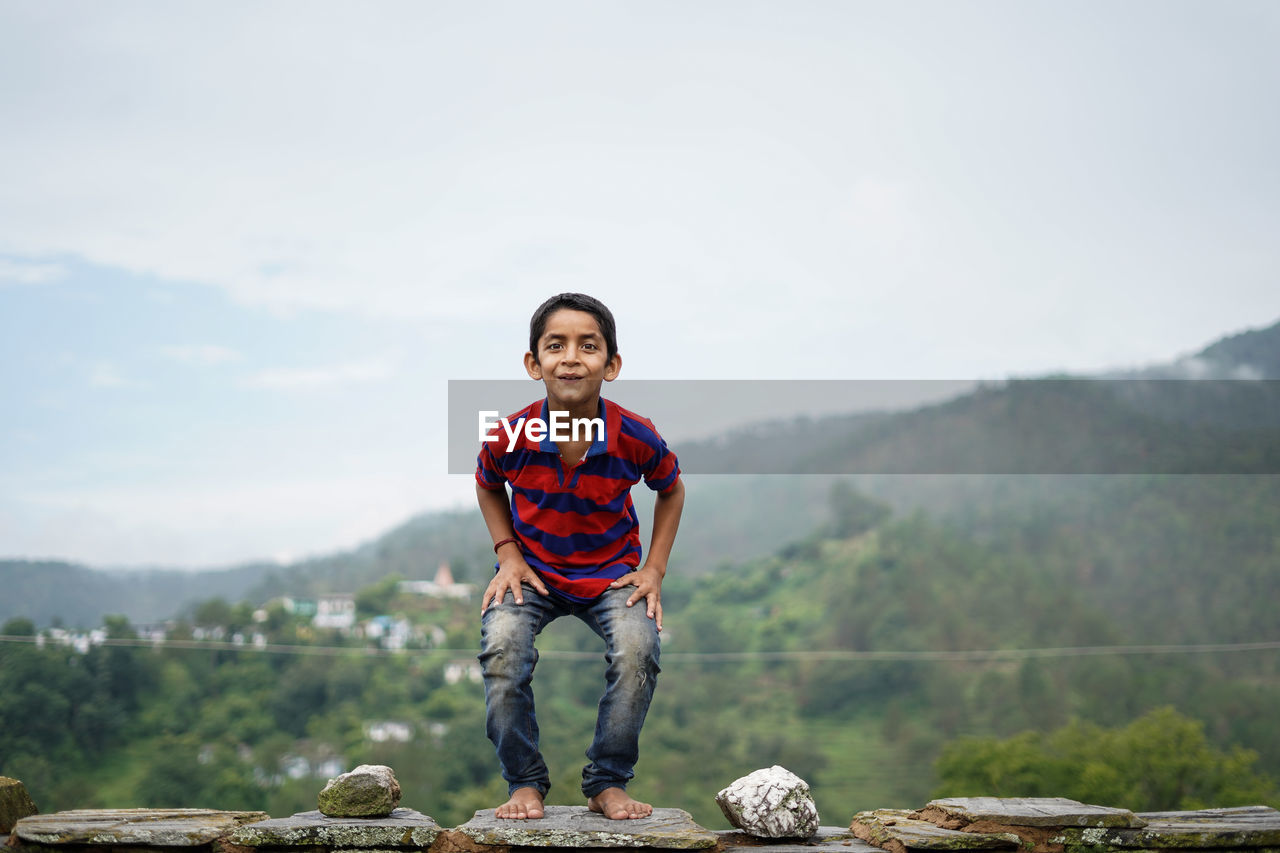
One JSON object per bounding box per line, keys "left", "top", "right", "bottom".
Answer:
{"left": 0, "top": 561, "right": 272, "bottom": 629}
{"left": 4, "top": 473, "right": 1277, "bottom": 825}
{"left": 3, "top": 318, "right": 1278, "bottom": 823}
{"left": 7, "top": 320, "right": 1279, "bottom": 628}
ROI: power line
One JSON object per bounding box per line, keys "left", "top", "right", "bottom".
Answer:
{"left": 2, "top": 634, "right": 1278, "bottom": 662}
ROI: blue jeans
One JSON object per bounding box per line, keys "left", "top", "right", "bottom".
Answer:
{"left": 478, "top": 583, "right": 661, "bottom": 798}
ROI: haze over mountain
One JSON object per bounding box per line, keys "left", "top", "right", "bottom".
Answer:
{"left": 3, "top": 316, "right": 1279, "bottom": 629}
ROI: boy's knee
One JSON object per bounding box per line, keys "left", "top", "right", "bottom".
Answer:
{"left": 479, "top": 607, "right": 538, "bottom": 678}
{"left": 609, "top": 618, "right": 661, "bottom": 681}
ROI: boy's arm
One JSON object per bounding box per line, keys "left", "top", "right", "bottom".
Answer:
{"left": 609, "top": 477, "right": 685, "bottom": 632}
{"left": 476, "top": 482, "right": 549, "bottom": 612}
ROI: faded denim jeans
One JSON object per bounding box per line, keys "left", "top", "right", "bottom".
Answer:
{"left": 478, "top": 583, "right": 661, "bottom": 798}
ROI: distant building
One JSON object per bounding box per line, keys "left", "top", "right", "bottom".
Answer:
{"left": 40, "top": 628, "right": 106, "bottom": 654}
{"left": 314, "top": 594, "right": 356, "bottom": 630}
{"left": 445, "top": 659, "right": 483, "bottom": 685}
{"left": 364, "top": 720, "right": 413, "bottom": 743}
{"left": 399, "top": 562, "right": 475, "bottom": 600}
{"left": 280, "top": 597, "right": 318, "bottom": 617}
{"left": 278, "top": 740, "right": 345, "bottom": 781}
{"left": 362, "top": 615, "right": 418, "bottom": 649}
{"left": 134, "top": 623, "right": 169, "bottom": 644}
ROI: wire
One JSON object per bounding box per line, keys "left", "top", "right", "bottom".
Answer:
{"left": 2, "top": 634, "right": 1277, "bottom": 661}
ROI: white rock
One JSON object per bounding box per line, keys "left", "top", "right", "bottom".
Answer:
{"left": 715, "top": 765, "right": 819, "bottom": 838}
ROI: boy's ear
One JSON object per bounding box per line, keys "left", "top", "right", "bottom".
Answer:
{"left": 524, "top": 351, "right": 543, "bottom": 380}
{"left": 604, "top": 353, "right": 621, "bottom": 382}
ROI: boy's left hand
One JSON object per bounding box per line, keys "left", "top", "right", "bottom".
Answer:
{"left": 609, "top": 565, "right": 664, "bottom": 631}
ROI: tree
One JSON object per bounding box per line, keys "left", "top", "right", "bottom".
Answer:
{"left": 355, "top": 574, "right": 403, "bottom": 618}
{"left": 936, "top": 707, "right": 1280, "bottom": 810}
{"left": 827, "top": 481, "right": 891, "bottom": 538}
{"left": 2, "top": 617, "right": 36, "bottom": 636}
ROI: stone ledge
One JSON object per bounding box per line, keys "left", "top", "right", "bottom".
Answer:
{"left": 717, "top": 825, "right": 877, "bottom": 853}
{"left": 229, "top": 809, "right": 440, "bottom": 848}
{"left": 1062, "top": 807, "right": 1280, "bottom": 850}
{"left": 850, "top": 809, "right": 1020, "bottom": 853}
{"left": 454, "top": 807, "right": 717, "bottom": 849}
{"left": 922, "top": 800, "right": 1144, "bottom": 830}
{"left": 13, "top": 810, "right": 269, "bottom": 847}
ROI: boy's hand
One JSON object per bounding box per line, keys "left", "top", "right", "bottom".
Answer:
{"left": 482, "top": 555, "right": 549, "bottom": 613}
{"left": 609, "top": 565, "right": 664, "bottom": 631}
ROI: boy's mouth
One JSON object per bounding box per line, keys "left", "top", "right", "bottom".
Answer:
{"left": 558, "top": 374, "right": 582, "bottom": 381}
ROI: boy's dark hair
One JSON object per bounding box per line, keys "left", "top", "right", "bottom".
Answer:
{"left": 529, "top": 293, "right": 618, "bottom": 363}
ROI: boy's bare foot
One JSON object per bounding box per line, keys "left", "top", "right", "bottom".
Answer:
{"left": 587, "top": 787, "right": 652, "bottom": 820}
{"left": 494, "top": 786, "right": 545, "bottom": 819}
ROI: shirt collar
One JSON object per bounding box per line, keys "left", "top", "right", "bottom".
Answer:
{"left": 535, "top": 397, "right": 616, "bottom": 457}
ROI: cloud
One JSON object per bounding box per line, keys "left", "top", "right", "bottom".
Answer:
{"left": 243, "top": 356, "right": 397, "bottom": 390}
{"left": 2, "top": 3, "right": 1277, "bottom": 382}
{"left": 159, "top": 344, "right": 243, "bottom": 366}
{"left": 0, "top": 257, "right": 66, "bottom": 286}
{"left": 1, "top": 470, "right": 468, "bottom": 567}
{"left": 87, "top": 361, "right": 141, "bottom": 389}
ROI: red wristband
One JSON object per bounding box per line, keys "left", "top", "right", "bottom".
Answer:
{"left": 493, "top": 537, "right": 519, "bottom": 553}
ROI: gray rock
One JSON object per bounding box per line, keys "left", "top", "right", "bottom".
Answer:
{"left": 1072, "top": 806, "right": 1280, "bottom": 849}
{"left": 850, "top": 809, "right": 1021, "bottom": 850}
{"left": 715, "top": 766, "right": 819, "bottom": 839}
{"left": 719, "top": 825, "right": 875, "bottom": 853}
{"left": 229, "top": 808, "right": 440, "bottom": 847}
{"left": 456, "top": 805, "right": 717, "bottom": 848}
{"left": 923, "top": 797, "right": 1145, "bottom": 829}
{"left": 317, "top": 764, "right": 402, "bottom": 818}
{"left": 1, "top": 776, "right": 38, "bottom": 833}
{"left": 13, "top": 808, "right": 267, "bottom": 846}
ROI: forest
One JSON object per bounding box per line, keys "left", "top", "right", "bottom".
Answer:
{"left": 3, "top": 472, "right": 1278, "bottom": 829}
{"left": 4, "top": 326, "right": 1280, "bottom": 828}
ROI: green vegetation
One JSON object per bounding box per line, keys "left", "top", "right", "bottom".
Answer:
{"left": 4, "top": 324, "right": 1280, "bottom": 826}
{"left": 937, "top": 707, "right": 1280, "bottom": 810}
{"left": 3, "top": 471, "right": 1279, "bottom": 826}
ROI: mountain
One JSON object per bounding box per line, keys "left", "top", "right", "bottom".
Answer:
{"left": 4, "top": 319, "right": 1280, "bottom": 820}
{"left": 0, "top": 560, "right": 270, "bottom": 629}
{"left": 678, "top": 317, "right": 1280, "bottom": 475}
{"left": 3, "top": 317, "right": 1279, "bottom": 628}
{"left": 1141, "top": 317, "right": 1280, "bottom": 379}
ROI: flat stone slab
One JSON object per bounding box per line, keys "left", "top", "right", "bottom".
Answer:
{"left": 229, "top": 808, "right": 441, "bottom": 848}
{"left": 851, "top": 810, "right": 1020, "bottom": 851}
{"left": 925, "top": 798, "right": 1145, "bottom": 829}
{"left": 1069, "top": 806, "right": 1280, "bottom": 849}
{"left": 456, "top": 806, "right": 717, "bottom": 848}
{"left": 720, "top": 825, "right": 877, "bottom": 853}
{"left": 13, "top": 809, "right": 268, "bottom": 846}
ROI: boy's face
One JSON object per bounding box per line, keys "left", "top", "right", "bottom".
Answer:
{"left": 525, "top": 308, "right": 621, "bottom": 413}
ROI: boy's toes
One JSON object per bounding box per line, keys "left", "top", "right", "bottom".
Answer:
{"left": 495, "top": 787, "right": 544, "bottom": 819}
{"left": 588, "top": 788, "right": 652, "bottom": 820}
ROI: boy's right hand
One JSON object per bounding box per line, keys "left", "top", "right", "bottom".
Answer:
{"left": 482, "top": 555, "right": 550, "bottom": 613}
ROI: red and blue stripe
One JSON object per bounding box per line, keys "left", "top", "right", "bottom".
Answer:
{"left": 476, "top": 397, "right": 680, "bottom": 602}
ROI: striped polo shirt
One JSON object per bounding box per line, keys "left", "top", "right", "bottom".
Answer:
{"left": 476, "top": 397, "right": 681, "bottom": 602}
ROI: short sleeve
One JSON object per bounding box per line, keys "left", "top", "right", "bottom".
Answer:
{"left": 475, "top": 442, "right": 507, "bottom": 491}
{"left": 642, "top": 432, "right": 681, "bottom": 494}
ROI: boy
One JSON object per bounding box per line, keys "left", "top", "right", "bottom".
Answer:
{"left": 475, "top": 293, "right": 685, "bottom": 821}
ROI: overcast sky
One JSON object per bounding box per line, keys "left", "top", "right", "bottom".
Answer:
{"left": 3, "top": 1, "right": 1279, "bottom": 568}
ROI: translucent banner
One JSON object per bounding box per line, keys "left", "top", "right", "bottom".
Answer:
{"left": 447, "top": 379, "right": 1280, "bottom": 475}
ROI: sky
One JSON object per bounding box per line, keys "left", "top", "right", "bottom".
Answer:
{"left": 2, "top": 1, "right": 1279, "bottom": 568}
